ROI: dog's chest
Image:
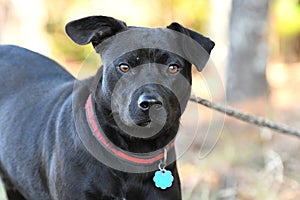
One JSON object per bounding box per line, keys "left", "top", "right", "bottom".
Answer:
{"left": 89, "top": 171, "right": 152, "bottom": 199}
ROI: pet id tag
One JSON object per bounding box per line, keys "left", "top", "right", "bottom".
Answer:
{"left": 153, "top": 148, "right": 174, "bottom": 189}
{"left": 153, "top": 169, "right": 174, "bottom": 190}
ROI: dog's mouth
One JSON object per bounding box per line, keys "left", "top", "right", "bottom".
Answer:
{"left": 136, "top": 119, "right": 152, "bottom": 127}
{"left": 133, "top": 109, "right": 168, "bottom": 128}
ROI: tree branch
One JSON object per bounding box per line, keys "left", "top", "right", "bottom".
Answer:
{"left": 189, "top": 95, "right": 300, "bottom": 138}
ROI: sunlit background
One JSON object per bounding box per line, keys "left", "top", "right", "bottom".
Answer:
{"left": 0, "top": 0, "right": 300, "bottom": 199}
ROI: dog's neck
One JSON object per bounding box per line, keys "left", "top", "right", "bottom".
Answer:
{"left": 94, "top": 98, "right": 179, "bottom": 154}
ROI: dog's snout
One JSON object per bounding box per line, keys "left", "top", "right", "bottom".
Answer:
{"left": 138, "top": 94, "right": 163, "bottom": 111}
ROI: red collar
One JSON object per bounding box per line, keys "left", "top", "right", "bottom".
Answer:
{"left": 85, "top": 94, "right": 175, "bottom": 165}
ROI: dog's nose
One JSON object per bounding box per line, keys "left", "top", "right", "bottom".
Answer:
{"left": 138, "top": 94, "right": 163, "bottom": 111}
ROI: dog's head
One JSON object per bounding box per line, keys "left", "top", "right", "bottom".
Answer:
{"left": 66, "top": 16, "right": 214, "bottom": 139}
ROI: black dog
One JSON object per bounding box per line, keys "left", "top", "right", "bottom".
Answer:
{"left": 0, "top": 16, "right": 214, "bottom": 200}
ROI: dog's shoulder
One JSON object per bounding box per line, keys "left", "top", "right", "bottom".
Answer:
{"left": 0, "top": 45, "right": 72, "bottom": 79}
{"left": 0, "top": 45, "right": 75, "bottom": 100}
{"left": 0, "top": 45, "right": 52, "bottom": 65}
{"left": 0, "top": 45, "right": 73, "bottom": 83}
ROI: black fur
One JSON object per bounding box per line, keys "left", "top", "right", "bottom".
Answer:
{"left": 0, "top": 16, "right": 214, "bottom": 199}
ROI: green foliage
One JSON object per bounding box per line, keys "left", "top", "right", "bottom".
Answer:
{"left": 273, "top": 0, "right": 300, "bottom": 37}
{"left": 43, "top": 0, "right": 94, "bottom": 64}
{"left": 148, "top": 0, "right": 211, "bottom": 32}
{"left": 43, "top": 0, "right": 211, "bottom": 65}
{"left": 45, "top": 14, "right": 93, "bottom": 62}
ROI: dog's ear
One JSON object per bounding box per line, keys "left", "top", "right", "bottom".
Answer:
{"left": 65, "top": 16, "right": 127, "bottom": 46}
{"left": 167, "top": 22, "right": 215, "bottom": 71}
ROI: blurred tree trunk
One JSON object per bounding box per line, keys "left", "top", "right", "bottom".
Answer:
{"left": 226, "top": 0, "right": 270, "bottom": 103}
{"left": 0, "top": 0, "right": 11, "bottom": 41}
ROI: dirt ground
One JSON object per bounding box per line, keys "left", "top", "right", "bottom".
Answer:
{"left": 178, "top": 61, "right": 300, "bottom": 200}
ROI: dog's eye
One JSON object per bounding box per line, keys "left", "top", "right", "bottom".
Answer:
{"left": 118, "top": 63, "right": 130, "bottom": 73}
{"left": 168, "top": 64, "right": 180, "bottom": 74}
